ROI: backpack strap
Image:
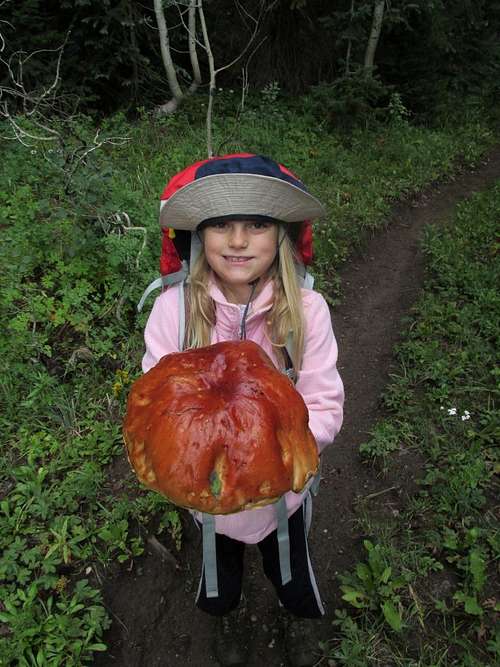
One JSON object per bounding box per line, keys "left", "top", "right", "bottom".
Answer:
{"left": 201, "top": 513, "right": 219, "bottom": 598}
{"left": 136, "top": 261, "right": 189, "bottom": 313}
{"left": 300, "top": 269, "right": 314, "bottom": 290}
{"left": 283, "top": 333, "right": 297, "bottom": 383}
{"left": 275, "top": 496, "right": 292, "bottom": 585}
{"left": 178, "top": 278, "right": 186, "bottom": 351}
{"left": 310, "top": 458, "right": 322, "bottom": 496}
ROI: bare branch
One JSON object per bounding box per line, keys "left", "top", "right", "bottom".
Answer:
{"left": 197, "top": 0, "right": 215, "bottom": 157}
{"left": 64, "top": 129, "right": 130, "bottom": 182}
{"left": 38, "top": 35, "right": 68, "bottom": 101}
{"left": 0, "top": 31, "right": 70, "bottom": 146}
{"left": 0, "top": 19, "right": 14, "bottom": 53}
{"left": 0, "top": 112, "right": 58, "bottom": 143}
{"left": 214, "top": 0, "right": 267, "bottom": 75}
{"left": 238, "top": 35, "right": 266, "bottom": 114}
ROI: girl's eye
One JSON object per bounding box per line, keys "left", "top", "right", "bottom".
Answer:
{"left": 205, "top": 221, "right": 229, "bottom": 232}
{"left": 248, "top": 221, "right": 272, "bottom": 231}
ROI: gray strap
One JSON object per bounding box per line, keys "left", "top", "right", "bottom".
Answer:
{"left": 276, "top": 497, "right": 292, "bottom": 586}
{"left": 137, "top": 277, "right": 164, "bottom": 312}
{"left": 202, "top": 513, "right": 218, "bottom": 598}
{"left": 311, "top": 457, "right": 322, "bottom": 496}
{"left": 285, "top": 333, "right": 294, "bottom": 364}
{"left": 136, "top": 261, "right": 189, "bottom": 312}
{"left": 284, "top": 333, "right": 297, "bottom": 383}
{"left": 302, "top": 270, "right": 314, "bottom": 290}
{"left": 304, "top": 491, "right": 313, "bottom": 535}
{"left": 297, "top": 266, "right": 314, "bottom": 290}
{"left": 190, "top": 232, "right": 202, "bottom": 269}
{"left": 178, "top": 279, "right": 186, "bottom": 351}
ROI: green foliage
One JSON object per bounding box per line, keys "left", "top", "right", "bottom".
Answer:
{"left": 310, "top": 71, "right": 391, "bottom": 130}
{"left": 340, "top": 183, "right": 500, "bottom": 663}
{"left": 0, "top": 580, "right": 109, "bottom": 666}
{"left": 322, "top": 610, "right": 378, "bottom": 666}
{"left": 2, "top": 0, "right": 500, "bottom": 117}
{"left": 0, "top": 117, "right": 184, "bottom": 660}
{"left": 0, "top": 103, "right": 496, "bottom": 663}
{"left": 360, "top": 420, "right": 416, "bottom": 471}
{"left": 340, "top": 540, "right": 407, "bottom": 632}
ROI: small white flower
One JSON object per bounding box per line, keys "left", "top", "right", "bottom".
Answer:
{"left": 461, "top": 411, "right": 471, "bottom": 421}
{"left": 30, "top": 149, "right": 37, "bottom": 155}
{"left": 440, "top": 406, "right": 444, "bottom": 410}
{"left": 447, "top": 407, "right": 457, "bottom": 415}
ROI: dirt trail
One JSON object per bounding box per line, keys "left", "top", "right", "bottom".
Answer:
{"left": 94, "top": 147, "right": 500, "bottom": 667}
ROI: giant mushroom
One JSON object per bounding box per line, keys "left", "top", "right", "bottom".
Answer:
{"left": 123, "top": 340, "right": 318, "bottom": 514}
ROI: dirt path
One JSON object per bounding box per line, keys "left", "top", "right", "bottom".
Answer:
{"left": 94, "top": 147, "right": 500, "bottom": 667}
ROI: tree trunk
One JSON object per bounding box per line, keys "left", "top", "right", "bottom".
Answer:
{"left": 154, "top": 0, "right": 183, "bottom": 112}
{"left": 198, "top": 1, "right": 215, "bottom": 157}
{"left": 188, "top": 0, "right": 202, "bottom": 93}
{"left": 345, "top": 0, "right": 355, "bottom": 77}
{"left": 128, "top": 0, "right": 139, "bottom": 103}
{"left": 364, "top": 0, "right": 385, "bottom": 75}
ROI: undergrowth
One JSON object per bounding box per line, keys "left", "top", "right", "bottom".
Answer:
{"left": 333, "top": 184, "right": 500, "bottom": 665}
{"left": 0, "top": 98, "right": 497, "bottom": 664}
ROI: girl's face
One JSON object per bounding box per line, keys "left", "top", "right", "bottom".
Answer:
{"left": 202, "top": 219, "right": 279, "bottom": 303}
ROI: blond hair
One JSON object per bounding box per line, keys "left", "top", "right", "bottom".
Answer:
{"left": 186, "top": 225, "right": 305, "bottom": 374}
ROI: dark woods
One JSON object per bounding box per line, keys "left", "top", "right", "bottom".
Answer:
{"left": 2, "top": 0, "right": 499, "bottom": 120}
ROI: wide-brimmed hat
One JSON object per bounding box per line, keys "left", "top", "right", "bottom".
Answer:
{"left": 159, "top": 153, "right": 325, "bottom": 231}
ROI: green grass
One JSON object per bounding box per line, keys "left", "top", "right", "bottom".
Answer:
{"left": 332, "top": 184, "right": 500, "bottom": 665}
{"left": 0, "top": 98, "right": 497, "bottom": 664}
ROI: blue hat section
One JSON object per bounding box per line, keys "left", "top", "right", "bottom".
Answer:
{"left": 195, "top": 155, "right": 308, "bottom": 192}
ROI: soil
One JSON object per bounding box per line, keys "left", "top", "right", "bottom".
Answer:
{"left": 93, "top": 146, "right": 500, "bottom": 667}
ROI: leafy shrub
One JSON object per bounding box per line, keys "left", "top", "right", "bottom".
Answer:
{"left": 347, "top": 183, "right": 500, "bottom": 662}
{"left": 0, "top": 103, "right": 496, "bottom": 664}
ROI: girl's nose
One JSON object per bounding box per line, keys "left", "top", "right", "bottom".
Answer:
{"left": 228, "top": 223, "right": 249, "bottom": 248}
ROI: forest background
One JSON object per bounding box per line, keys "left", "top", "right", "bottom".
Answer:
{"left": 1, "top": 1, "right": 499, "bottom": 665}
{"left": 2, "top": 0, "right": 499, "bottom": 118}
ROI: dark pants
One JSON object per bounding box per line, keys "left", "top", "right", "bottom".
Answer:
{"left": 196, "top": 504, "right": 324, "bottom": 618}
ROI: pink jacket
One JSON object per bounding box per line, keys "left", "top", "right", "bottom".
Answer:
{"left": 142, "top": 277, "right": 344, "bottom": 544}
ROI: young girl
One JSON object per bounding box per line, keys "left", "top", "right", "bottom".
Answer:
{"left": 141, "top": 154, "right": 344, "bottom": 667}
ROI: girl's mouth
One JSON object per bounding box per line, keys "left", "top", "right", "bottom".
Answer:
{"left": 223, "top": 256, "right": 252, "bottom": 263}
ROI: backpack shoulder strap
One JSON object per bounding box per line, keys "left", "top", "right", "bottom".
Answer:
{"left": 201, "top": 513, "right": 218, "bottom": 598}
{"left": 275, "top": 496, "right": 292, "bottom": 585}
{"left": 178, "top": 279, "right": 186, "bottom": 351}
{"left": 136, "top": 261, "right": 189, "bottom": 313}
{"left": 298, "top": 268, "right": 314, "bottom": 290}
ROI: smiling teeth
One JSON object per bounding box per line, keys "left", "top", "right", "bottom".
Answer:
{"left": 226, "top": 257, "right": 250, "bottom": 262}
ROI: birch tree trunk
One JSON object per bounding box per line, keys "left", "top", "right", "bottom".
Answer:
{"left": 198, "top": 1, "right": 216, "bottom": 157}
{"left": 364, "top": 0, "right": 385, "bottom": 75}
{"left": 154, "top": 0, "right": 183, "bottom": 113}
{"left": 188, "top": 0, "right": 202, "bottom": 93}
{"left": 345, "top": 0, "right": 355, "bottom": 77}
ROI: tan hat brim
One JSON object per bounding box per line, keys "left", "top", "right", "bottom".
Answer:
{"left": 159, "top": 173, "right": 325, "bottom": 231}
